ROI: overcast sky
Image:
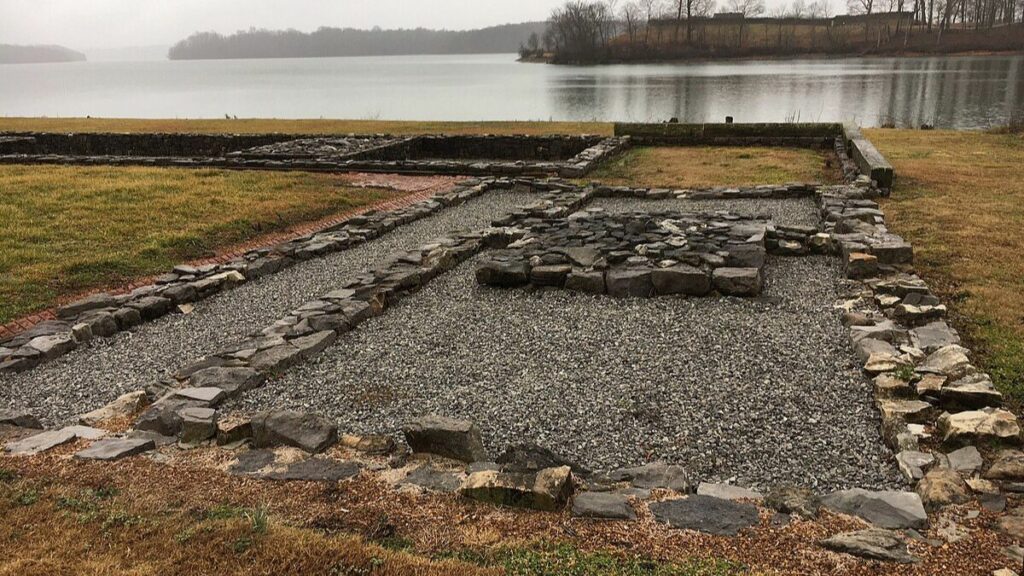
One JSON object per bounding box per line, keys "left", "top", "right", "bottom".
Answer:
{"left": 0, "top": 0, "right": 565, "bottom": 50}
{"left": 2, "top": 0, "right": 834, "bottom": 50}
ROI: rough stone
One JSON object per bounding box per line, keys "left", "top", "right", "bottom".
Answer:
{"left": 402, "top": 415, "right": 487, "bottom": 463}
{"left": 57, "top": 293, "right": 119, "bottom": 319}
{"left": 938, "top": 408, "right": 1020, "bottom": 445}
{"left": 918, "top": 345, "right": 975, "bottom": 380}
{"left": 696, "top": 482, "right": 764, "bottom": 501}
{"left": 74, "top": 438, "right": 155, "bottom": 461}
{"left": 340, "top": 434, "right": 396, "bottom": 455}
{"left": 178, "top": 407, "right": 218, "bottom": 443}
{"left": 459, "top": 466, "right": 572, "bottom": 511}
{"left": 940, "top": 373, "right": 1003, "bottom": 410}
{"left": 79, "top": 391, "right": 147, "bottom": 426}
{"left": 916, "top": 468, "right": 970, "bottom": 510}
{"left": 821, "top": 489, "right": 928, "bottom": 529}
{"left": 135, "top": 399, "right": 199, "bottom": 437}
{"left": 895, "top": 451, "right": 935, "bottom": 482}
{"left": 0, "top": 409, "right": 42, "bottom": 429}
{"left": 530, "top": 264, "right": 571, "bottom": 287}
{"left": 985, "top": 450, "right": 1024, "bottom": 482}
{"left": 910, "top": 321, "right": 960, "bottom": 353}
{"left": 846, "top": 253, "right": 879, "bottom": 279}
{"left": 571, "top": 492, "right": 636, "bottom": 520}
{"left": 401, "top": 466, "right": 463, "bottom": 493}
{"left": 27, "top": 334, "right": 76, "bottom": 360}
{"left": 252, "top": 410, "right": 338, "bottom": 454}
{"left": 188, "top": 366, "right": 265, "bottom": 397}
{"left": 475, "top": 260, "right": 529, "bottom": 287}
{"left": 564, "top": 269, "right": 606, "bottom": 294}
{"left": 496, "top": 443, "right": 587, "bottom": 475}
{"left": 4, "top": 426, "right": 106, "bottom": 456}
{"left": 651, "top": 265, "right": 712, "bottom": 296}
{"left": 608, "top": 462, "right": 690, "bottom": 492}
{"left": 821, "top": 528, "right": 916, "bottom": 563}
{"left": 649, "top": 495, "right": 759, "bottom": 536}
{"left": 765, "top": 485, "right": 820, "bottom": 517}
{"left": 173, "top": 387, "right": 228, "bottom": 406}
{"left": 712, "top": 267, "right": 762, "bottom": 296}
{"left": 606, "top": 269, "right": 654, "bottom": 298}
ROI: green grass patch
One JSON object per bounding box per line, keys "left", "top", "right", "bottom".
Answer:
{"left": 0, "top": 165, "right": 398, "bottom": 323}
{"left": 445, "top": 543, "right": 744, "bottom": 576}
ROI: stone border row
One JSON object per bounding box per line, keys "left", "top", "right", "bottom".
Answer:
{"left": 0, "top": 178, "right": 497, "bottom": 373}
{"left": 0, "top": 135, "right": 631, "bottom": 179}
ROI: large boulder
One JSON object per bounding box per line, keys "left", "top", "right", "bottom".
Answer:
{"left": 251, "top": 410, "right": 338, "bottom": 454}
{"left": 821, "top": 528, "right": 916, "bottom": 563}
{"left": 918, "top": 345, "right": 975, "bottom": 380}
{"left": 939, "top": 373, "right": 1003, "bottom": 410}
{"left": 649, "top": 495, "right": 759, "bottom": 536}
{"left": 402, "top": 415, "right": 487, "bottom": 463}
{"left": 78, "top": 391, "right": 147, "bottom": 426}
{"left": 821, "top": 489, "right": 928, "bottom": 529}
{"left": 985, "top": 450, "right": 1024, "bottom": 482}
{"left": 460, "top": 466, "right": 572, "bottom": 511}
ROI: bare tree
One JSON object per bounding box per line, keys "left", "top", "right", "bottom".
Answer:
{"left": 727, "top": 0, "right": 767, "bottom": 15}
{"left": 848, "top": 0, "right": 877, "bottom": 14}
{"left": 622, "top": 1, "right": 644, "bottom": 44}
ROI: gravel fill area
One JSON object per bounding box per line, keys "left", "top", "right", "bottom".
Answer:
{"left": 238, "top": 253, "right": 902, "bottom": 491}
{"left": 589, "top": 197, "right": 821, "bottom": 227}
{"left": 0, "top": 190, "right": 535, "bottom": 426}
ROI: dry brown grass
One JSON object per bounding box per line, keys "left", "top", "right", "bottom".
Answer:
{"left": 0, "top": 118, "right": 611, "bottom": 136}
{"left": 0, "top": 447, "right": 1014, "bottom": 576}
{"left": 0, "top": 165, "right": 400, "bottom": 324}
{"left": 866, "top": 128, "right": 1024, "bottom": 400}
{"left": 587, "top": 146, "right": 839, "bottom": 189}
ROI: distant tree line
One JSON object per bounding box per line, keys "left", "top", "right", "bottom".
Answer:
{"left": 0, "top": 44, "right": 86, "bottom": 64}
{"left": 168, "top": 23, "right": 548, "bottom": 60}
{"left": 543, "top": 0, "right": 1024, "bottom": 62}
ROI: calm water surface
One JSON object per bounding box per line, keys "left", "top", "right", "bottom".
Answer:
{"left": 1, "top": 53, "right": 1021, "bottom": 129}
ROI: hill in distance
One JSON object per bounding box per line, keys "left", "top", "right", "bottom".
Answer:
{"left": 0, "top": 44, "right": 87, "bottom": 64}
{"left": 168, "top": 22, "right": 547, "bottom": 60}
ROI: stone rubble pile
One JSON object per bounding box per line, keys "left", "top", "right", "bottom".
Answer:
{"left": 229, "top": 136, "right": 408, "bottom": 159}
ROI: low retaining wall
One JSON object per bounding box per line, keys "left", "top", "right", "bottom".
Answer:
{"left": 614, "top": 122, "right": 843, "bottom": 148}
{"left": 843, "top": 125, "right": 895, "bottom": 189}
{"left": 0, "top": 132, "right": 299, "bottom": 157}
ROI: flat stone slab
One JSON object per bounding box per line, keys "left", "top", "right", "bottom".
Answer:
{"left": 821, "top": 528, "right": 916, "bottom": 563}
{"left": 697, "top": 482, "right": 764, "bottom": 501}
{"left": 401, "top": 466, "right": 463, "bottom": 493}
{"left": 174, "top": 387, "right": 228, "bottom": 405}
{"left": 821, "top": 489, "right": 927, "bottom": 529}
{"left": 607, "top": 462, "right": 690, "bottom": 492}
{"left": 571, "top": 492, "right": 636, "bottom": 520}
{"left": 74, "top": 438, "right": 155, "bottom": 461}
{"left": 4, "top": 426, "right": 107, "bottom": 456}
{"left": 649, "top": 495, "right": 759, "bottom": 536}
{"left": 0, "top": 409, "right": 42, "bottom": 429}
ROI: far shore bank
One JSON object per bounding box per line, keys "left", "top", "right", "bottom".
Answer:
{"left": 522, "top": 48, "right": 1024, "bottom": 66}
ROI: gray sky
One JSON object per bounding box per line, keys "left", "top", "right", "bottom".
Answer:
{"left": 2, "top": 0, "right": 835, "bottom": 51}
{"left": 0, "top": 0, "right": 567, "bottom": 50}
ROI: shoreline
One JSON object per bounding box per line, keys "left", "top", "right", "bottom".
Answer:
{"left": 528, "top": 48, "right": 1024, "bottom": 66}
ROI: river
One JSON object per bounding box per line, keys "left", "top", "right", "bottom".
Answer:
{"left": 1, "top": 53, "right": 1021, "bottom": 129}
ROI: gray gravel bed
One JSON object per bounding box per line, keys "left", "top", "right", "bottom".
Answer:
{"left": 238, "top": 254, "right": 901, "bottom": 491}
{"left": 0, "top": 190, "right": 535, "bottom": 426}
{"left": 589, "top": 197, "right": 821, "bottom": 227}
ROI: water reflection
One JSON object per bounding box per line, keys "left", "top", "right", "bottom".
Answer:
{"left": 546, "top": 55, "right": 1024, "bottom": 128}
{"left": 0, "top": 53, "right": 1021, "bottom": 128}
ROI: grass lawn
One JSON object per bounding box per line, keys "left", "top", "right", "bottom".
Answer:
{"left": 0, "top": 117, "right": 611, "bottom": 136}
{"left": 0, "top": 165, "right": 397, "bottom": 325}
{"left": 587, "top": 146, "right": 839, "bottom": 188}
{"left": 866, "top": 128, "right": 1024, "bottom": 401}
